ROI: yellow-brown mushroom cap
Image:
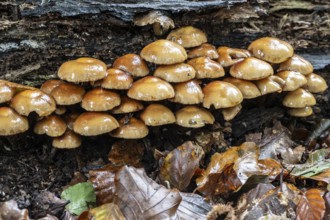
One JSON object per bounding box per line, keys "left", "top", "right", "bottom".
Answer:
{"left": 58, "top": 57, "right": 107, "bottom": 82}
{"left": 187, "top": 57, "right": 225, "bottom": 79}
{"left": 255, "top": 76, "right": 285, "bottom": 95}
{"left": 282, "top": 88, "right": 316, "bottom": 108}
{"left": 140, "top": 104, "right": 176, "bottom": 126}
{"left": 0, "top": 107, "right": 29, "bottom": 136}
{"left": 112, "top": 54, "right": 149, "bottom": 77}
{"left": 154, "top": 63, "right": 196, "bottom": 83}
{"left": 110, "top": 117, "right": 149, "bottom": 139}
{"left": 127, "top": 76, "right": 175, "bottom": 101}
{"left": 230, "top": 57, "right": 274, "bottom": 80}
{"left": 203, "top": 81, "right": 243, "bottom": 109}
{"left": 52, "top": 130, "right": 82, "bottom": 149}
{"left": 303, "top": 73, "right": 328, "bottom": 93}
{"left": 248, "top": 37, "right": 294, "bottom": 63}
{"left": 287, "top": 106, "right": 313, "bottom": 117}
{"left": 111, "top": 95, "right": 144, "bottom": 114}
{"left": 0, "top": 83, "right": 15, "bottom": 104}
{"left": 81, "top": 88, "right": 120, "bottom": 111}
{"left": 73, "top": 112, "right": 119, "bottom": 136}
{"left": 40, "top": 80, "right": 65, "bottom": 95}
{"left": 222, "top": 104, "right": 242, "bottom": 121}
{"left": 50, "top": 83, "right": 85, "bottom": 105}
{"left": 276, "top": 71, "right": 307, "bottom": 91}
{"left": 278, "top": 54, "right": 313, "bottom": 75}
{"left": 10, "top": 89, "right": 56, "bottom": 117}
{"left": 188, "top": 43, "right": 219, "bottom": 59}
{"left": 217, "top": 47, "right": 251, "bottom": 67}
{"left": 175, "top": 106, "right": 214, "bottom": 128}
{"left": 223, "top": 77, "right": 261, "bottom": 99}
{"left": 34, "top": 115, "right": 67, "bottom": 137}
{"left": 140, "top": 40, "right": 187, "bottom": 65}
{"left": 170, "top": 80, "right": 204, "bottom": 104}
{"left": 166, "top": 26, "right": 207, "bottom": 48}
{"left": 101, "top": 68, "right": 133, "bottom": 90}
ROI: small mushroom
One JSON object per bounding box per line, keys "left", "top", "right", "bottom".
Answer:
{"left": 287, "top": 106, "right": 313, "bottom": 117}
{"left": 175, "top": 106, "right": 214, "bottom": 128}
{"left": 222, "top": 104, "right": 242, "bottom": 121}
{"left": 112, "top": 95, "right": 144, "bottom": 114}
{"left": 188, "top": 43, "right": 219, "bottom": 59}
{"left": 110, "top": 117, "right": 149, "bottom": 139}
{"left": 81, "top": 88, "right": 120, "bottom": 111}
{"left": 276, "top": 71, "right": 307, "bottom": 91}
{"left": 52, "top": 130, "right": 82, "bottom": 149}
{"left": 0, "top": 83, "right": 15, "bottom": 104}
{"left": 40, "top": 79, "right": 65, "bottom": 94}
{"left": 278, "top": 54, "right": 313, "bottom": 75}
{"left": 140, "top": 104, "right": 176, "bottom": 126}
{"left": 112, "top": 54, "right": 149, "bottom": 77}
{"left": 255, "top": 76, "right": 285, "bottom": 95}
{"left": 0, "top": 107, "right": 29, "bottom": 136}
{"left": 50, "top": 83, "right": 85, "bottom": 105}
{"left": 303, "top": 73, "right": 328, "bottom": 93}
{"left": 167, "top": 26, "right": 207, "bottom": 48}
{"left": 34, "top": 115, "right": 67, "bottom": 137}
{"left": 101, "top": 68, "right": 133, "bottom": 90}
{"left": 223, "top": 77, "right": 261, "bottom": 99}
{"left": 217, "top": 47, "right": 251, "bottom": 67}
{"left": 154, "top": 63, "right": 196, "bottom": 83}
{"left": 282, "top": 88, "right": 316, "bottom": 108}
{"left": 187, "top": 57, "right": 225, "bottom": 79}
{"left": 169, "top": 80, "right": 204, "bottom": 104}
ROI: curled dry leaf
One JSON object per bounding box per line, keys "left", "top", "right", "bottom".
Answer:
{"left": 177, "top": 192, "right": 212, "bottom": 220}
{"left": 296, "top": 189, "right": 326, "bottom": 220}
{"left": 258, "top": 158, "right": 283, "bottom": 181}
{"left": 0, "top": 200, "right": 30, "bottom": 220}
{"left": 77, "top": 203, "right": 124, "bottom": 220}
{"left": 159, "top": 141, "right": 204, "bottom": 190}
{"left": 108, "top": 140, "right": 145, "bottom": 167}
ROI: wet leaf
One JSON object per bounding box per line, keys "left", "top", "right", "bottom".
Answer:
{"left": 258, "top": 158, "right": 283, "bottom": 180}
{"left": 108, "top": 140, "right": 144, "bottom": 167}
{"left": 296, "top": 189, "right": 325, "bottom": 220}
{"left": 159, "top": 141, "right": 204, "bottom": 190}
{"left": 177, "top": 192, "right": 212, "bottom": 219}
{"left": 77, "top": 203, "right": 124, "bottom": 220}
{"left": 0, "top": 200, "right": 30, "bottom": 220}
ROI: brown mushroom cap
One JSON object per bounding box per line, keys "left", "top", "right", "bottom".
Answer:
{"left": 170, "top": 80, "right": 204, "bottom": 104}
{"left": 0, "top": 107, "right": 29, "bottom": 136}
{"left": 50, "top": 83, "right": 85, "bottom": 105}
{"left": 175, "top": 106, "right": 214, "bottom": 128}
{"left": 154, "top": 63, "right": 196, "bottom": 83}
{"left": 188, "top": 43, "right": 219, "bottom": 59}
{"left": 287, "top": 106, "right": 313, "bottom": 117}
{"left": 40, "top": 80, "right": 65, "bottom": 94}
{"left": 110, "top": 117, "right": 149, "bottom": 139}
{"left": 55, "top": 106, "right": 67, "bottom": 115}
{"left": 127, "top": 76, "right": 175, "bottom": 101}
{"left": 222, "top": 104, "right": 242, "bottom": 121}
{"left": 73, "top": 112, "right": 119, "bottom": 136}
{"left": 81, "top": 88, "right": 121, "bottom": 111}
{"left": 34, "top": 115, "right": 67, "bottom": 137}
{"left": 278, "top": 54, "right": 313, "bottom": 75}
{"left": 10, "top": 90, "right": 56, "bottom": 117}
{"left": 0, "top": 79, "right": 37, "bottom": 93}
{"left": 187, "top": 56, "right": 225, "bottom": 79}
{"left": 111, "top": 95, "right": 144, "bottom": 114}
{"left": 276, "top": 71, "right": 307, "bottom": 91}
{"left": 217, "top": 47, "right": 251, "bottom": 67}
{"left": 166, "top": 26, "right": 207, "bottom": 48}
{"left": 203, "top": 81, "right": 243, "bottom": 109}
{"left": 0, "top": 83, "right": 15, "bottom": 104}
{"left": 58, "top": 57, "right": 107, "bottom": 82}
{"left": 52, "top": 130, "right": 82, "bottom": 149}
{"left": 282, "top": 88, "right": 316, "bottom": 108}
{"left": 223, "top": 77, "right": 261, "bottom": 99}
{"left": 140, "top": 40, "right": 187, "bottom": 65}
{"left": 303, "top": 73, "right": 328, "bottom": 93}
{"left": 255, "top": 76, "right": 285, "bottom": 95}
{"left": 101, "top": 68, "right": 133, "bottom": 90}
{"left": 140, "top": 104, "right": 175, "bottom": 126}
{"left": 112, "top": 54, "right": 149, "bottom": 77}
{"left": 248, "top": 37, "right": 294, "bottom": 63}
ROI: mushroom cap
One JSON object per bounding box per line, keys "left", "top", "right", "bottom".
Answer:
{"left": 34, "top": 115, "right": 67, "bottom": 137}
{"left": 154, "top": 63, "right": 196, "bottom": 83}
{"left": 203, "top": 81, "right": 243, "bottom": 109}
{"left": 50, "top": 83, "right": 85, "bottom": 105}
{"left": 81, "top": 88, "right": 120, "bottom": 111}
{"left": 282, "top": 88, "right": 316, "bottom": 108}
{"left": 55, "top": 106, "right": 67, "bottom": 115}
{"left": 167, "top": 26, "right": 207, "bottom": 48}
{"left": 73, "top": 112, "right": 119, "bottom": 136}
{"left": 64, "top": 112, "right": 80, "bottom": 130}
{"left": 255, "top": 76, "right": 284, "bottom": 95}
{"left": 140, "top": 104, "right": 176, "bottom": 126}
{"left": 58, "top": 57, "right": 107, "bottom": 82}
{"left": 10, "top": 89, "right": 56, "bottom": 117}
{"left": 110, "top": 117, "right": 149, "bottom": 139}
{"left": 222, "top": 104, "right": 242, "bottom": 121}
{"left": 52, "top": 130, "right": 82, "bottom": 149}
{"left": 0, "top": 83, "right": 15, "bottom": 104}
{"left": 112, "top": 54, "right": 149, "bottom": 77}
{"left": 278, "top": 54, "right": 313, "bottom": 75}
{"left": 276, "top": 71, "right": 307, "bottom": 91}
{"left": 217, "top": 47, "right": 251, "bottom": 67}
{"left": 188, "top": 43, "right": 219, "bottom": 59}
{"left": 111, "top": 95, "right": 144, "bottom": 114}
{"left": 248, "top": 37, "right": 294, "bottom": 63}
{"left": 0, "top": 107, "right": 29, "bottom": 136}
{"left": 0, "top": 79, "right": 37, "bottom": 92}
{"left": 175, "top": 106, "right": 214, "bottom": 128}
{"left": 101, "top": 68, "right": 133, "bottom": 90}
{"left": 40, "top": 80, "right": 65, "bottom": 94}
{"left": 127, "top": 76, "right": 175, "bottom": 101}
{"left": 303, "top": 73, "right": 328, "bottom": 93}
{"left": 230, "top": 57, "right": 274, "bottom": 80}
{"left": 287, "top": 106, "right": 313, "bottom": 117}
{"left": 170, "top": 80, "right": 204, "bottom": 104}
{"left": 223, "top": 77, "right": 261, "bottom": 99}
{"left": 187, "top": 57, "right": 225, "bottom": 79}
{"left": 140, "top": 40, "right": 187, "bottom": 65}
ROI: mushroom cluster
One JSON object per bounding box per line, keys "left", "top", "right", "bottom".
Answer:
{"left": 0, "top": 26, "right": 327, "bottom": 148}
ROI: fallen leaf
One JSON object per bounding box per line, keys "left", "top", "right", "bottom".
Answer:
{"left": 77, "top": 203, "right": 124, "bottom": 220}
{"left": 258, "top": 158, "right": 283, "bottom": 180}
{"left": 108, "top": 140, "right": 144, "bottom": 167}
{"left": 177, "top": 192, "right": 212, "bottom": 219}
{"left": 296, "top": 189, "right": 325, "bottom": 220}
{"left": 0, "top": 200, "right": 30, "bottom": 220}
{"left": 324, "top": 192, "right": 330, "bottom": 220}
{"left": 305, "top": 169, "right": 330, "bottom": 186}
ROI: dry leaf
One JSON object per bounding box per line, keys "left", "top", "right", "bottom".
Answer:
{"left": 324, "top": 192, "right": 330, "bottom": 220}
{"left": 77, "top": 203, "right": 124, "bottom": 220}
{"left": 177, "top": 192, "right": 212, "bottom": 219}
{"left": 0, "top": 200, "right": 30, "bottom": 220}
{"left": 306, "top": 169, "right": 330, "bottom": 185}
{"left": 296, "top": 188, "right": 326, "bottom": 220}
{"left": 258, "top": 158, "right": 283, "bottom": 180}
{"left": 108, "top": 140, "right": 144, "bottom": 167}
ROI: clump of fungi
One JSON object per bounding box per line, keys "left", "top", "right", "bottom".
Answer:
{"left": 0, "top": 26, "right": 327, "bottom": 149}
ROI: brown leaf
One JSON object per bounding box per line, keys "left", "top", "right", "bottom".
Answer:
{"left": 108, "top": 140, "right": 144, "bottom": 167}
{"left": 296, "top": 189, "right": 326, "bottom": 220}
{"left": 258, "top": 158, "right": 283, "bottom": 180}
{"left": 177, "top": 192, "right": 212, "bottom": 220}
{"left": 324, "top": 192, "right": 330, "bottom": 220}
{"left": 0, "top": 200, "right": 30, "bottom": 220}
{"left": 159, "top": 141, "right": 204, "bottom": 190}
{"left": 305, "top": 169, "right": 330, "bottom": 185}
{"left": 77, "top": 203, "right": 125, "bottom": 220}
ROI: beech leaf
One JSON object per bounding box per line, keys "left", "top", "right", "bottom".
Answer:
{"left": 108, "top": 140, "right": 144, "bottom": 167}
{"left": 296, "top": 188, "right": 326, "bottom": 220}
{"left": 77, "top": 203, "right": 124, "bottom": 220}
{"left": 177, "top": 192, "right": 212, "bottom": 220}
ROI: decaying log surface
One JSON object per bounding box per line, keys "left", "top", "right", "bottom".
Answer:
{"left": 0, "top": 0, "right": 329, "bottom": 85}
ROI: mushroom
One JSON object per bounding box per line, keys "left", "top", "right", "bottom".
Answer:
{"left": 81, "top": 88, "right": 120, "bottom": 111}
{"left": 112, "top": 54, "right": 149, "bottom": 77}
{"left": 188, "top": 43, "right": 219, "bottom": 59}
{"left": 40, "top": 79, "right": 65, "bottom": 94}
{"left": 140, "top": 40, "right": 187, "bottom": 65}
{"left": 282, "top": 88, "right": 316, "bottom": 108}
{"left": 217, "top": 47, "right": 251, "bottom": 67}
{"left": 110, "top": 117, "right": 149, "bottom": 139}
{"left": 248, "top": 37, "right": 294, "bottom": 63}
{"left": 0, "top": 83, "right": 15, "bottom": 104}
{"left": 0, "top": 79, "right": 37, "bottom": 92}
{"left": 222, "top": 104, "right": 242, "bottom": 121}
{"left": 58, "top": 57, "right": 107, "bottom": 82}
{"left": 187, "top": 56, "right": 225, "bottom": 79}
{"left": 223, "top": 77, "right": 261, "bottom": 99}
{"left": 55, "top": 106, "right": 67, "bottom": 115}
{"left": 154, "top": 63, "right": 196, "bottom": 83}
{"left": 303, "top": 73, "right": 328, "bottom": 93}
{"left": 34, "top": 115, "right": 67, "bottom": 137}
{"left": 127, "top": 76, "right": 175, "bottom": 101}
{"left": 175, "top": 106, "right": 214, "bottom": 128}
{"left": 203, "top": 81, "right": 243, "bottom": 109}
{"left": 111, "top": 95, "right": 144, "bottom": 114}
{"left": 0, "top": 107, "right": 29, "bottom": 136}
{"left": 255, "top": 76, "right": 285, "bottom": 95}
{"left": 140, "top": 104, "right": 176, "bottom": 126}
{"left": 101, "top": 68, "right": 133, "bottom": 90}
{"left": 50, "top": 83, "right": 85, "bottom": 105}
{"left": 167, "top": 26, "right": 207, "bottom": 48}
{"left": 169, "top": 80, "right": 204, "bottom": 104}
{"left": 276, "top": 71, "right": 307, "bottom": 91}
{"left": 287, "top": 106, "right": 313, "bottom": 117}
{"left": 278, "top": 54, "right": 313, "bottom": 75}
{"left": 52, "top": 130, "right": 82, "bottom": 149}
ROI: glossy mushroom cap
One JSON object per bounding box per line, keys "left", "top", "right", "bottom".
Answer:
{"left": 167, "top": 26, "right": 207, "bottom": 48}
{"left": 187, "top": 57, "right": 225, "bottom": 79}
{"left": 0, "top": 107, "right": 29, "bottom": 136}
{"left": 110, "top": 117, "right": 149, "bottom": 139}
{"left": 230, "top": 57, "right": 274, "bottom": 80}
{"left": 73, "top": 112, "right": 119, "bottom": 136}
{"left": 81, "top": 88, "right": 120, "bottom": 111}
{"left": 217, "top": 47, "right": 251, "bottom": 67}
{"left": 175, "top": 106, "right": 214, "bottom": 128}
{"left": 112, "top": 54, "right": 149, "bottom": 77}
{"left": 222, "top": 104, "right": 242, "bottom": 121}
{"left": 170, "top": 80, "right": 204, "bottom": 104}
{"left": 111, "top": 96, "right": 144, "bottom": 114}
{"left": 0, "top": 83, "right": 15, "bottom": 104}
{"left": 255, "top": 76, "right": 285, "bottom": 95}
{"left": 101, "top": 68, "right": 133, "bottom": 90}
{"left": 248, "top": 37, "right": 294, "bottom": 63}
{"left": 140, "top": 40, "right": 187, "bottom": 65}
{"left": 276, "top": 71, "right": 307, "bottom": 91}
{"left": 278, "top": 54, "right": 313, "bottom": 75}
{"left": 188, "top": 43, "right": 219, "bottom": 59}
{"left": 52, "top": 130, "right": 82, "bottom": 149}
{"left": 40, "top": 80, "right": 65, "bottom": 94}
{"left": 154, "top": 63, "right": 196, "bottom": 83}
{"left": 203, "top": 81, "right": 243, "bottom": 109}
{"left": 282, "top": 88, "right": 316, "bottom": 108}
{"left": 10, "top": 90, "right": 56, "bottom": 117}
{"left": 303, "top": 73, "right": 328, "bottom": 93}
{"left": 287, "top": 106, "right": 313, "bottom": 117}
{"left": 34, "top": 115, "right": 67, "bottom": 137}
{"left": 140, "top": 104, "right": 176, "bottom": 126}
{"left": 50, "top": 83, "right": 85, "bottom": 105}
{"left": 223, "top": 77, "right": 261, "bottom": 99}
{"left": 58, "top": 57, "right": 107, "bottom": 82}
{"left": 127, "top": 76, "right": 175, "bottom": 101}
